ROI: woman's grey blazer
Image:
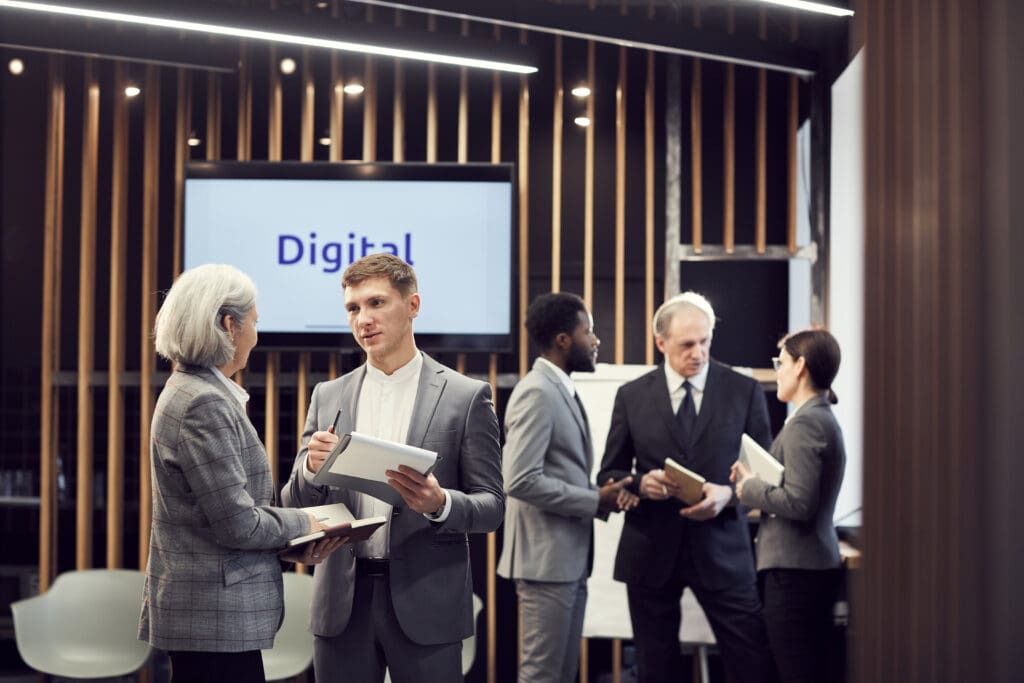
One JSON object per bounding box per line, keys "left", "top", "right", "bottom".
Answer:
{"left": 138, "top": 366, "right": 311, "bottom": 652}
{"left": 739, "top": 394, "right": 846, "bottom": 571}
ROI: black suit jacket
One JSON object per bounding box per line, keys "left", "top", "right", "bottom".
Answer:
{"left": 597, "top": 360, "right": 771, "bottom": 591}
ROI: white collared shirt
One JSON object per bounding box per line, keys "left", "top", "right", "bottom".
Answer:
{"left": 664, "top": 361, "right": 709, "bottom": 415}
{"left": 535, "top": 356, "right": 577, "bottom": 396}
{"left": 211, "top": 367, "right": 250, "bottom": 407}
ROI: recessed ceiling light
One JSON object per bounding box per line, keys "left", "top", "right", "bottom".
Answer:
{"left": 343, "top": 83, "right": 364, "bottom": 95}
{"left": 8, "top": 57, "right": 24, "bottom": 75}
{"left": 571, "top": 85, "right": 591, "bottom": 97}
{"left": 318, "top": 136, "right": 332, "bottom": 147}
{"left": 187, "top": 135, "right": 201, "bottom": 147}
{"left": 574, "top": 116, "right": 591, "bottom": 127}
{"left": 279, "top": 57, "right": 296, "bottom": 75}
{"left": 124, "top": 85, "right": 141, "bottom": 97}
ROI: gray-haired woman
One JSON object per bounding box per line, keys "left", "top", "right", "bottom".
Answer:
{"left": 138, "top": 264, "right": 344, "bottom": 683}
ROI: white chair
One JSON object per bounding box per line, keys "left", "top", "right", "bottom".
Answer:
{"left": 385, "top": 593, "right": 484, "bottom": 681}
{"left": 262, "top": 571, "right": 316, "bottom": 681}
{"left": 11, "top": 569, "right": 152, "bottom": 679}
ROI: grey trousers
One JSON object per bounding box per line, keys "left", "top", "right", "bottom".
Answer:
{"left": 515, "top": 578, "right": 588, "bottom": 683}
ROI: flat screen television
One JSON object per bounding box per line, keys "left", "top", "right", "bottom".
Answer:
{"left": 183, "top": 161, "right": 516, "bottom": 352}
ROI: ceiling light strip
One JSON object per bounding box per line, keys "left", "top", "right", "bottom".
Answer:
{"left": 758, "top": 0, "right": 853, "bottom": 18}
{"left": 0, "top": 0, "right": 537, "bottom": 73}
{"left": 347, "top": 0, "right": 820, "bottom": 77}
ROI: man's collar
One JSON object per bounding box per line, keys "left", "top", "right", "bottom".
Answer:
{"left": 535, "top": 356, "right": 576, "bottom": 395}
{"left": 366, "top": 349, "right": 422, "bottom": 383}
{"left": 663, "top": 360, "right": 710, "bottom": 393}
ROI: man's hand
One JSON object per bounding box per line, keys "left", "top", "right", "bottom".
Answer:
{"left": 729, "top": 460, "right": 752, "bottom": 499}
{"left": 679, "top": 482, "right": 733, "bottom": 521}
{"left": 305, "top": 426, "right": 340, "bottom": 474}
{"left": 386, "top": 465, "right": 447, "bottom": 515}
{"left": 639, "top": 469, "right": 678, "bottom": 501}
{"left": 597, "top": 477, "right": 635, "bottom": 514}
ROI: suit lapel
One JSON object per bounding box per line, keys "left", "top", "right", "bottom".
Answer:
{"left": 406, "top": 353, "right": 445, "bottom": 448}
{"left": 535, "top": 361, "right": 593, "bottom": 464}
{"left": 336, "top": 366, "right": 365, "bottom": 435}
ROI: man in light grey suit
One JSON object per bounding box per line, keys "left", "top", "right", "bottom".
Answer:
{"left": 281, "top": 254, "right": 503, "bottom": 683}
{"left": 498, "top": 292, "right": 635, "bottom": 683}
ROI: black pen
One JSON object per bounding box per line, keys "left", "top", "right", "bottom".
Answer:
{"left": 328, "top": 408, "right": 342, "bottom": 434}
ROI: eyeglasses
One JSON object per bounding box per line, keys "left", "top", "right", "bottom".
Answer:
{"left": 771, "top": 357, "right": 782, "bottom": 371}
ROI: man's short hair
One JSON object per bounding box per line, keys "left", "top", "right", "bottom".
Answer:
{"left": 652, "top": 291, "right": 717, "bottom": 337}
{"left": 342, "top": 253, "right": 418, "bottom": 298}
{"left": 525, "top": 292, "right": 588, "bottom": 351}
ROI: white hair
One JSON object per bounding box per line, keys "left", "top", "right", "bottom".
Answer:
{"left": 652, "top": 291, "right": 716, "bottom": 338}
{"left": 153, "top": 264, "right": 256, "bottom": 368}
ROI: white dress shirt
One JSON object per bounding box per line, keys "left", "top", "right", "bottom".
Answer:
{"left": 211, "top": 367, "right": 250, "bottom": 407}
{"left": 664, "top": 361, "right": 709, "bottom": 415}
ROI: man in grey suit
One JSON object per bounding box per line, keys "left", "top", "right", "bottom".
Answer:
{"left": 498, "top": 292, "right": 635, "bottom": 683}
{"left": 281, "top": 253, "right": 503, "bottom": 683}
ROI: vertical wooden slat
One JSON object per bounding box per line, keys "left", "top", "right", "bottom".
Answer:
{"left": 393, "top": 59, "right": 405, "bottom": 162}
{"left": 614, "top": 46, "right": 626, "bottom": 364}
{"left": 690, "top": 58, "right": 703, "bottom": 253}
{"left": 756, "top": 69, "right": 767, "bottom": 253}
{"left": 330, "top": 53, "right": 344, "bottom": 161}
{"left": 724, "top": 64, "right": 736, "bottom": 253}
{"left": 518, "top": 30, "right": 531, "bottom": 377}
{"left": 552, "top": 35, "right": 563, "bottom": 293}
{"left": 612, "top": 638, "right": 623, "bottom": 683}
{"left": 265, "top": 352, "right": 280, "bottom": 483}
{"left": 297, "top": 352, "right": 310, "bottom": 449}
{"left": 301, "top": 47, "right": 315, "bottom": 161}
{"left": 645, "top": 50, "right": 655, "bottom": 367}
{"left": 173, "top": 70, "right": 190, "bottom": 278}
{"left": 364, "top": 57, "right": 378, "bottom": 161}
{"left": 269, "top": 46, "right": 283, "bottom": 161}
{"left": 238, "top": 44, "right": 252, "bottom": 161}
{"left": 488, "top": 38, "right": 501, "bottom": 683}
{"left": 426, "top": 14, "right": 437, "bottom": 163}
{"left": 328, "top": 353, "right": 338, "bottom": 380}
{"left": 579, "top": 637, "right": 589, "bottom": 683}
{"left": 206, "top": 73, "right": 221, "bottom": 161}
{"left": 107, "top": 62, "right": 130, "bottom": 570}
{"left": 39, "top": 55, "right": 65, "bottom": 592}
{"left": 139, "top": 64, "right": 161, "bottom": 570}
{"left": 787, "top": 74, "right": 798, "bottom": 253}
{"left": 583, "top": 40, "right": 595, "bottom": 310}
{"left": 455, "top": 20, "right": 470, "bottom": 377}
{"left": 76, "top": 58, "right": 100, "bottom": 571}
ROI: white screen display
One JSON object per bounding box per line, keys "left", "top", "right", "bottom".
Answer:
{"left": 183, "top": 170, "right": 513, "bottom": 342}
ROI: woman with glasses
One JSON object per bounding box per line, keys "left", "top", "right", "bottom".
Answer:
{"left": 730, "top": 328, "right": 846, "bottom": 683}
{"left": 139, "top": 264, "right": 345, "bottom": 683}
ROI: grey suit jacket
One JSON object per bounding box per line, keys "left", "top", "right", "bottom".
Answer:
{"left": 139, "top": 366, "right": 310, "bottom": 652}
{"left": 280, "top": 352, "right": 503, "bottom": 646}
{"left": 497, "top": 359, "right": 600, "bottom": 583}
{"left": 739, "top": 394, "right": 846, "bottom": 571}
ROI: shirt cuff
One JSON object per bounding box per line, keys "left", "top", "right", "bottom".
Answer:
{"left": 301, "top": 454, "right": 318, "bottom": 483}
{"left": 423, "top": 489, "right": 452, "bottom": 522}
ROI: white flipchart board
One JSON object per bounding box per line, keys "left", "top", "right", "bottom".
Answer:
{"left": 573, "top": 363, "right": 716, "bottom": 646}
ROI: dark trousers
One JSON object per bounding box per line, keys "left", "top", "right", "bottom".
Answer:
{"left": 313, "top": 563, "right": 462, "bottom": 683}
{"left": 168, "top": 649, "right": 266, "bottom": 683}
{"left": 761, "top": 568, "right": 843, "bottom": 683}
{"left": 626, "top": 545, "right": 776, "bottom": 683}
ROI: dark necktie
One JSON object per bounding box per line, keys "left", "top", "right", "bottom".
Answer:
{"left": 677, "top": 381, "right": 696, "bottom": 448}
{"left": 573, "top": 392, "right": 590, "bottom": 429}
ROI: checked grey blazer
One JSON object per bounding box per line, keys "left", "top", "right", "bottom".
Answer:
{"left": 139, "top": 366, "right": 311, "bottom": 652}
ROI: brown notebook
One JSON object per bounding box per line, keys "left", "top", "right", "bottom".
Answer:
{"left": 663, "top": 457, "right": 707, "bottom": 505}
{"left": 286, "top": 502, "right": 387, "bottom": 549}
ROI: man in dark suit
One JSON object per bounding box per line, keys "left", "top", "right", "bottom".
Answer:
{"left": 497, "top": 292, "right": 634, "bottom": 683}
{"left": 597, "top": 291, "right": 776, "bottom": 683}
{"left": 281, "top": 253, "right": 503, "bottom": 683}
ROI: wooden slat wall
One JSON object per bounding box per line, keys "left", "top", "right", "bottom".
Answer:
{"left": 551, "top": 35, "right": 563, "bottom": 293}
{"left": 856, "top": 0, "right": 1021, "bottom": 680}
{"left": 582, "top": 40, "right": 595, "bottom": 311}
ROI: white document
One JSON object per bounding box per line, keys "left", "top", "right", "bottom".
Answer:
{"left": 312, "top": 432, "right": 439, "bottom": 506}
{"left": 739, "top": 433, "right": 785, "bottom": 486}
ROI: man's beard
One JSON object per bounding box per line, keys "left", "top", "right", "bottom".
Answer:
{"left": 566, "top": 342, "right": 596, "bottom": 373}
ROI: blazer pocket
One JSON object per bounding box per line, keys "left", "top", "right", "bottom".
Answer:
{"left": 422, "top": 429, "right": 457, "bottom": 448}
{"left": 222, "top": 553, "right": 272, "bottom": 587}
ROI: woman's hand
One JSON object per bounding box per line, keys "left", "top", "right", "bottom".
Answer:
{"left": 729, "top": 460, "right": 752, "bottom": 498}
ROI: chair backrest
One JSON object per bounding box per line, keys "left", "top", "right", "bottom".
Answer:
{"left": 11, "top": 569, "right": 152, "bottom": 678}
{"left": 262, "top": 571, "right": 315, "bottom": 681}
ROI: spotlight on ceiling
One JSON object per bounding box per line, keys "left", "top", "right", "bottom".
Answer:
{"left": 343, "top": 82, "right": 365, "bottom": 95}
{"left": 279, "top": 57, "right": 297, "bottom": 75}
{"left": 571, "top": 85, "right": 591, "bottom": 97}
{"left": 574, "top": 116, "right": 591, "bottom": 127}
{"left": 8, "top": 58, "right": 24, "bottom": 75}
{"left": 124, "top": 84, "right": 141, "bottom": 97}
